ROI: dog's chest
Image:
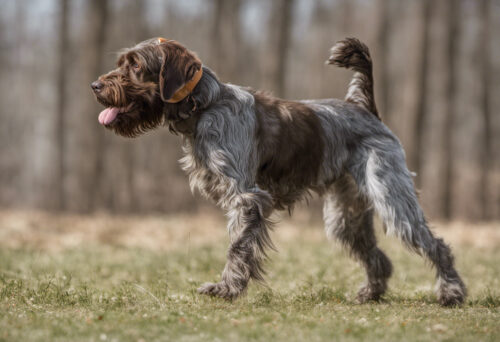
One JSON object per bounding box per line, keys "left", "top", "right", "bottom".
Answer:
{"left": 179, "top": 145, "right": 230, "bottom": 205}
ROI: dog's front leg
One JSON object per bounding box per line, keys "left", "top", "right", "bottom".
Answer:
{"left": 198, "top": 189, "right": 274, "bottom": 300}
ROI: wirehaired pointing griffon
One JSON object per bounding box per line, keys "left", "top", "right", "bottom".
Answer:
{"left": 91, "top": 37, "right": 466, "bottom": 306}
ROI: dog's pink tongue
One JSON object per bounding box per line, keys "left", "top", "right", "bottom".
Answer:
{"left": 98, "top": 107, "right": 119, "bottom": 125}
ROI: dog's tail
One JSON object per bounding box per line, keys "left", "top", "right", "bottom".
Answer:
{"left": 326, "top": 38, "right": 379, "bottom": 119}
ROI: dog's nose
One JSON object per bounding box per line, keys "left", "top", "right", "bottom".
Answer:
{"left": 91, "top": 81, "right": 104, "bottom": 92}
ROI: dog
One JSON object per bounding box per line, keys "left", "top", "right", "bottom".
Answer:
{"left": 91, "top": 37, "right": 466, "bottom": 306}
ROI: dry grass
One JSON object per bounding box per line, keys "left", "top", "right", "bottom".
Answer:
{"left": 1, "top": 210, "right": 499, "bottom": 251}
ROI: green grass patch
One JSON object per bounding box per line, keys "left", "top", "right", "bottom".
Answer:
{"left": 1, "top": 228, "right": 499, "bottom": 341}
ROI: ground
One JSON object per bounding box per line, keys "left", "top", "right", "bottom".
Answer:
{"left": 0, "top": 210, "right": 499, "bottom": 342}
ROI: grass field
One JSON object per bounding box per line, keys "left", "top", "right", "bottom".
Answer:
{"left": 0, "top": 210, "right": 499, "bottom": 341}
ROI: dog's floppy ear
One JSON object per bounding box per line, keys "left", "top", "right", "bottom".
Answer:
{"left": 158, "top": 40, "right": 202, "bottom": 103}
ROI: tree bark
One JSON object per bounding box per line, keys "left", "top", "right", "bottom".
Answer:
{"left": 211, "top": 0, "right": 225, "bottom": 74}
{"left": 441, "top": 0, "right": 460, "bottom": 219}
{"left": 211, "top": 0, "right": 242, "bottom": 82}
{"left": 340, "top": 0, "right": 352, "bottom": 34}
{"left": 479, "top": 0, "right": 492, "bottom": 220}
{"left": 412, "top": 0, "right": 431, "bottom": 186}
{"left": 273, "top": 0, "right": 295, "bottom": 98}
{"left": 375, "top": 0, "right": 391, "bottom": 122}
{"left": 85, "top": 0, "right": 109, "bottom": 212}
{"left": 55, "top": 0, "right": 70, "bottom": 210}
{"left": 122, "top": 0, "right": 150, "bottom": 212}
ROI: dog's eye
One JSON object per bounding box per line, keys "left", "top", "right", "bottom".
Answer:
{"left": 132, "top": 63, "right": 141, "bottom": 71}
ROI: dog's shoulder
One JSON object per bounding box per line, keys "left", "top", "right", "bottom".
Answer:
{"left": 190, "top": 83, "right": 258, "bottom": 161}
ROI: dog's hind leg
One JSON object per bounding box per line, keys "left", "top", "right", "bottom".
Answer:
{"left": 324, "top": 175, "right": 393, "bottom": 303}
{"left": 357, "top": 148, "right": 466, "bottom": 306}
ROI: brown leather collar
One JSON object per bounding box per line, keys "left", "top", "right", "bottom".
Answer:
{"left": 156, "top": 37, "right": 203, "bottom": 104}
{"left": 165, "top": 67, "right": 203, "bottom": 104}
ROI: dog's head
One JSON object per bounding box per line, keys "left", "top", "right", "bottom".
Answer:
{"left": 91, "top": 38, "right": 203, "bottom": 137}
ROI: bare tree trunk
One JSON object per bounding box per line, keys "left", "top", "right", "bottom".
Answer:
{"left": 55, "top": 0, "right": 70, "bottom": 211}
{"left": 130, "top": 0, "right": 149, "bottom": 41}
{"left": 340, "top": 0, "right": 352, "bottom": 34}
{"left": 123, "top": 0, "right": 150, "bottom": 212}
{"left": 442, "top": 0, "right": 460, "bottom": 219}
{"left": 0, "top": 4, "right": 8, "bottom": 203}
{"left": 273, "top": 0, "right": 295, "bottom": 98}
{"left": 211, "top": 0, "right": 242, "bottom": 81}
{"left": 375, "top": 0, "right": 391, "bottom": 122}
{"left": 86, "top": 0, "right": 109, "bottom": 212}
{"left": 479, "top": 0, "right": 492, "bottom": 220}
{"left": 412, "top": 0, "right": 431, "bottom": 186}
{"left": 211, "top": 0, "right": 225, "bottom": 74}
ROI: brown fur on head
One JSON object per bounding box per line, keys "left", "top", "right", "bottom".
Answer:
{"left": 91, "top": 38, "right": 202, "bottom": 137}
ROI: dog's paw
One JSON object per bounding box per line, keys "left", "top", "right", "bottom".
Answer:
{"left": 356, "top": 285, "right": 383, "bottom": 304}
{"left": 197, "top": 282, "right": 241, "bottom": 300}
{"left": 436, "top": 280, "right": 466, "bottom": 307}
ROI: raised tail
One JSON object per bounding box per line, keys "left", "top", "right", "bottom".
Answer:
{"left": 326, "top": 38, "right": 379, "bottom": 119}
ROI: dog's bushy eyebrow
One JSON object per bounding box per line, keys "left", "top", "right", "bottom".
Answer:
{"left": 115, "top": 40, "right": 169, "bottom": 70}
{"left": 116, "top": 54, "right": 125, "bottom": 67}
{"left": 116, "top": 50, "right": 146, "bottom": 68}
{"left": 115, "top": 45, "right": 143, "bottom": 62}
{"left": 135, "top": 47, "right": 163, "bottom": 72}
{"left": 126, "top": 52, "right": 139, "bottom": 63}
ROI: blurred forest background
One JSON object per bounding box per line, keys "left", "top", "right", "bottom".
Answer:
{"left": 0, "top": 0, "right": 498, "bottom": 221}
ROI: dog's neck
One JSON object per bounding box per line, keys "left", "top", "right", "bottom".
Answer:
{"left": 163, "top": 66, "right": 222, "bottom": 135}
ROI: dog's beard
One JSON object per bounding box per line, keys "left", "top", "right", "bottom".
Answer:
{"left": 93, "top": 82, "right": 166, "bottom": 137}
{"left": 105, "top": 101, "right": 165, "bottom": 138}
